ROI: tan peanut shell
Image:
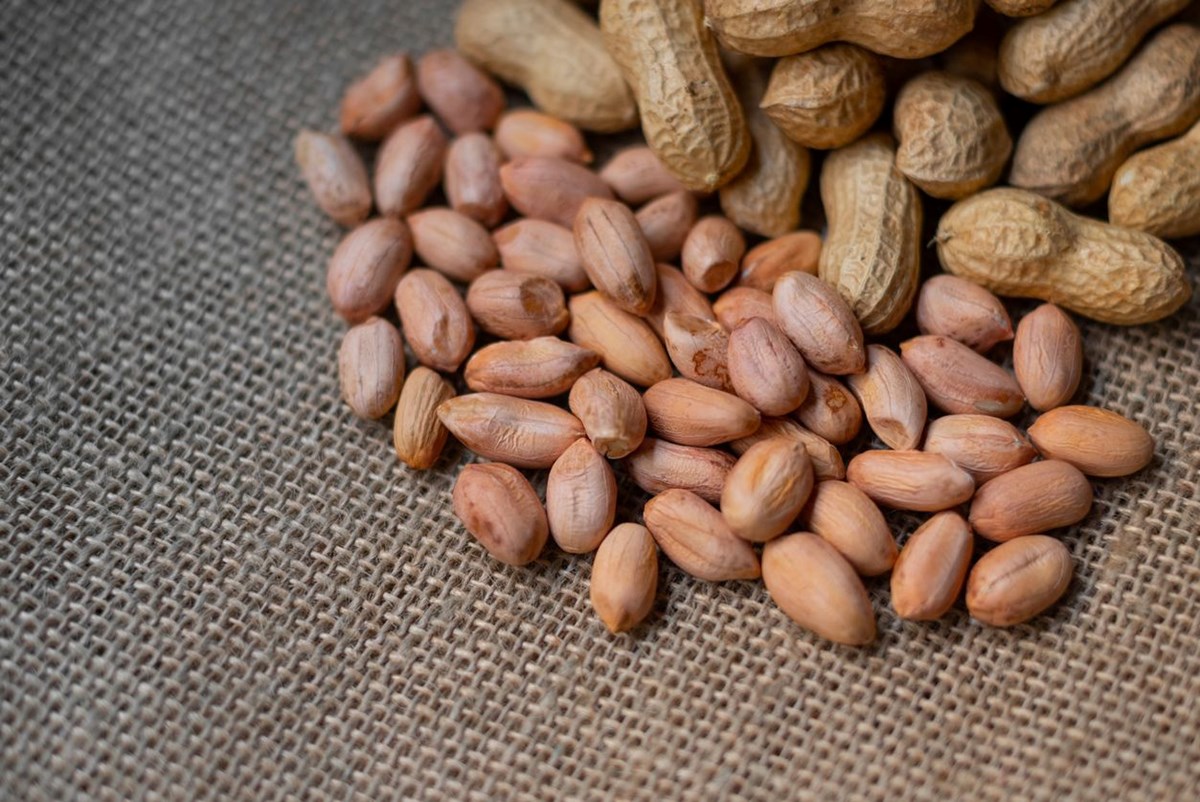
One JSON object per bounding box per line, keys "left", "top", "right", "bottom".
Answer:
{"left": 494, "top": 109, "right": 592, "bottom": 164}
{"left": 762, "top": 533, "right": 876, "bottom": 646}
{"left": 294, "top": 130, "right": 372, "bottom": 227}
{"left": 416, "top": 49, "right": 505, "bottom": 134}
{"left": 721, "top": 438, "right": 814, "bottom": 544}
{"left": 642, "top": 378, "right": 761, "bottom": 447}
{"left": 739, "top": 231, "right": 821, "bottom": 292}
{"left": 819, "top": 134, "right": 923, "bottom": 335}
{"left": 915, "top": 274, "right": 1013, "bottom": 353}
{"left": 569, "top": 368, "right": 648, "bottom": 459}
{"left": 846, "top": 451, "right": 976, "bottom": 512}
{"left": 893, "top": 71, "right": 1011, "bottom": 200}
{"left": 546, "top": 439, "right": 617, "bottom": 553}
{"left": 437, "top": 393, "right": 585, "bottom": 469}
{"left": 444, "top": 133, "right": 508, "bottom": 228}
{"left": 1013, "top": 303, "right": 1082, "bottom": 412}
{"left": 704, "top": 0, "right": 976, "bottom": 59}
{"left": 714, "top": 286, "right": 777, "bottom": 331}
{"left": 1109, "top": 121, "right": 1200, "bottom": 239}
{"left": 455, "top": 0, "right": 638, "bottom": 132}
{"left": 969, "top": 460, "right": 1092, "bottom": 542}
{"left": 600, "top": 0, "right": 750, "bottom": 192}
{"left": 793, "top": 371, "right": 862, "bottom": 446}
{"left": 683, "top": 216, "right": 745, "bottom": 293}
{"left": 623, "top": 438, "right": 735, "bottom": 503}
{"left": 644, "top": 264, "right": 717, "bottom": 339}
{"left": 1009, "top": 24, "right": 1200, "bottom": 207}
{"left": 463, "top": 337, "right": 599, "bottom": 398}
{"left": 998, "top": 0, "right": 1191, "bottom": 103}
{"left": 493, "top": 219, "right": 590, "bottom": 292}
{"left": 338, "top": 318, "right": 405, "bottom": 420}
{"left": 772, "top": 271, "right": 866, "bottom": 375}
{"left": 499, "top": 156, "right": 615, "bottom": 228}
{"left": 761, "top": 45, "right": 885, "bottom": 151}
{"left": 939, "top": 26, "right": 1001, "bottom": 90}
{"left": 901, "top": 335, "right": 1025, "bottom": 418}
{"left": 720, "top": 54, "right": 811, "bottom": 237}
{"left": 465, "top": 270, "right": 569, "bottom": 341}
{"left": 567, "top": 292, "right": 672, "bottom": 387}
{"left": 936, "top": 188, "right": 1191, "bottom": 325}
{"left": 1027, "top": 406, "right": 1155, "bottom": 478}
{"left": 800, "top": 480, "right": 896, "bottom": 577}
{"left": 727, "top": 317, "right": 810, "bottom": 417}
{"left": 891, "top": 512, "right": 972, "bottom": 621}
{"left": 599, "top": 146, "right": 688, "bottom": 205}
{"left": 375, "top": 115, "right": 448, "bottom": 218}
{"left": 732, "top": 418, "right": 846, "bottom": 482}
{"left": 393, "top": 367, "right": 456, "bottom": 470}
{"left": 452, "top": 462, "right": 548, "bottom": 566}
{"left": 590, "top": 523, "right": 658, "bottom": 633}
{"left": 326, "top": 218, "right": 412, "bottom": 323}
{"left": 643, "top": 489, "right": 762, "bottom": 581}
{"left": 407, "top": 207, "right": 499, "bottom": 283}
{"left": 966, "top": 535, "right": 1072, "bottom": 627}
{"left": 845, "top": 345, "right": 927, "bottom": 451}
{"left": 923, "top": 414, "right": 1037, "bottom": 484}
{"left": 394, "top": 269, "right": 476, "bottom": 373}
{"left": 340, "top": 54, "right": 422, "bottom": 141}
{"left": 574, "top": 198, "right": 658, "bottom": 315}
{"left": 985, "top": 0, "right": 1056, "bottom": 17}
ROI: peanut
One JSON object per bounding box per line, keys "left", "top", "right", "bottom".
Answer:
{"left": 643, "top": 489, "right": 761, "bottom": 582}
{"left": 914, "top": 274, "right": 1013, "bottom": 353}
{"left": 901, "top": 335, "right": 1025, "bottom": 418}
{"left": 793, "top": 371, "right": 862, "bottom": 446}
{"left": 573, "top": 198, "right": 658, "bottom": 315}
{"left": 463, "top": 337, "right": 599, "bottom": 398}
{"left": 338, "top": 318, "right": 406, "bottom": 420}
{"left": 624, "top": 438, "right": 735, "bottom": 503}
{"left": 492, "top": 219, "right": 590, "bottom": 292}
{"left": 661, "top": 313, "right": 731, "bottom": 390}
{"left": 465, "top": 270, "right": 569, "bottom": 341}
{"left": 936, "top": 188, "right": 1191, "bottom": 325}
{"left": 893, "top": 71, "right": 1011, "bottom": 200}
{"left": 636, "top": 191, "right": 699, "bottom": 263}
{"left": 394, "top": 269, "right": 476, "bottom": 373}
{"left": 739, "top": 231, "right": 821, "bottom": 292}
{"left": 643, "top": 263, "right": 717, "bottom": 339}
{"left": 985, "top": 0, "right": 1055, "bottom": 17}
{"left": 393, "top": 367, "right": 455, "bottom": 470}
{"left": 847, "top": 450, "right": 975, "bottom": 512}
{"left": 762, "top": 533, "right": 876, "bottom": 646}
{"left": 761, "top": 45, "right": 885, "bottom": 150}
{"left": 600, "top": 0, "right": 750, "bottom": 192}
{"left": 499, "top": 155, "right": 614, "bottom": 228}
{"left": 416, "top": 49, "right": 506, "bottom": 134}
{"left": 375, "top": 115, "right": 448, "bottom": 218}
{"left": 567, "top": 292, "right": 672, "bottom": 387}
{"left": 1027, "top": 406, "right": 1155, "bottom": 478}
{"left": 1012, "top": 303, "right": 1083, "bottom": 412}
{"left": 547, "top": 438, "right": 618, "bottom": 553}
{"left": 444, "top": 133, "right": 508, "bottom": 228}
{"left": 494, "top": 109, "right": 592, "bottom": 163}
{"left": 713, "top": 286, "right": 776, "bottom": 330}
{"left": 326, "top": 218, "right": 412, "bottom": 323}
{"left": 890, "top": 511, "right": 972, "bottom": 622}
{"left": 845, "top": 344, "right": 927, "bottom": 451}
{"left": 569, "top": 368, "right": 648, "bottom": 459}
{"left": 721, "top": 438, "right": 814, "bottom": 544}
{"left": 455, "top": 0, "right": 638, "bottom": 132}
{"left": 969, "top": 460, "right": 1092, "bottom": 542}
{"left": 294, "top": 130, "right": 372, "bottom": 227}
{"left": 923, "top": 415, "right": 1037, "bottom": 484}
{"left": 727, "top": 317, "right": 810, "bottom": 417}
{"left": 966, "top": 535, "right": 1072, "bottom": 627}
{"left": 819, "top": 134, "right": 923, "bottom": 335}
{"left": 800, "top": 480, "right": 896, "bottom": 577}
{"left": 339, "top": 54, "right": 421, "bottom": 141}
{"left": 772, "top": 271, "right": 866, "bottom": 375}
{"left": 598, "top": 146, "right": 687, "bottom": 205}
{"left": 590, "top": 523, "right": 658, "bottom": 633}
{"left": 704, "top": 0, "right": 976, "bottom": 59}
{"left": 731, "top": 418, "right": 846, "bottom": 482}
{"left": 998, "top": 0, "right": 1191, "bottom": 103}
{"left": 437, "top": 393, "right": 585, "bottom": 468}
{"left": 642, "top": 378, "right": 761, "bottom": 447}
{"left": 1109, "top": 120, "right": 1200, "bottom": 239}
{"left": 682, "top": 216, "right": 745, "bottom": 294}
{"left": 1009, "top": 24, "right": 1200, "bottom": 207}
{"left": 407, "top": 207, "right": 499, "bottom": 283}
{"left": 452, "top": 462, "right": 548, "bottom": 566}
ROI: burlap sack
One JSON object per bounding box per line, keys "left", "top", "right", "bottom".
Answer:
{"left": 3, "top": 1, "right": 1199, "bottom": 799}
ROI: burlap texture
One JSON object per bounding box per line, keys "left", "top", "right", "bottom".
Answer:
{"left": 3, "top": 1, "right": 1200, "bottom": 799}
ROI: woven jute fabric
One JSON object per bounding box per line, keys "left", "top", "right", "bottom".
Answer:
{"left": 3, "top": 1, "right": 1200, "bottom": 799}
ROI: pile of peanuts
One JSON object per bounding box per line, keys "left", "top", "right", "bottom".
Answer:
{"left": 296, "top": 0, "right": 1195, "bottom": 645}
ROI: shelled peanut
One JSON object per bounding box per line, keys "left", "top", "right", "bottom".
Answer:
{"left": 294, "top": 0, "right": 1191, "bottom": 646}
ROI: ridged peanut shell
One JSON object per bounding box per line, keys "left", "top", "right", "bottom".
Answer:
{"left": 1109, "top": 121, "right": 1200, "bottom": 239}
{"left": 600, "top": 0, "right": 749, "bottom": 192}
{"left": 819, "top": 133, "right": 923, "bottom": 335}
{"left": 936, "top": 188, "right": 1191, "bottom": 325}
{"left": 761, "top": 44, "right": 885, "bottom": 150}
